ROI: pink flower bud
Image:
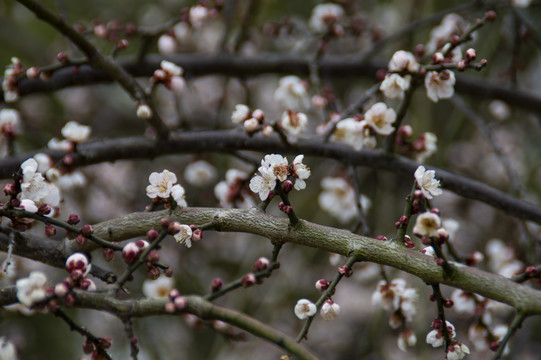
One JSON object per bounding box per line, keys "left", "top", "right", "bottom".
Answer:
{"left": 117, "top": 39, "right": 129, "bottom": 49}
{"left": 191, "top": 228, "right": 202, "bottom": 242}
{"left": 82, "top": 340, "right": 94, "bottom": 354}
{"left": 465, "top": 48, "right": 477, "bottom": 61}
{"left": 164, "top": 268, "right": 174, "bottom": 277}
{"left": 45, "top": 224, "right": 56, "bottom": 237}
{"left": 168, "top": 289, "right": 180, "bottom": 300}
{"left": 211, "top": 278, "right": 223, "bottom": 292}
{"left": 81, "top": 224, "right": 94, "bottom": 237}
{"left": 103, "top": 248, "right": 115, "bottom": 262}
{"left": 146, "top": 250, "right": 160, "bottom": 263}
{"left": 243, "top": 118, "right": 259, "bottom": 133}
{"left": 122, "top": 242, "right": 140, "bottom": 264}
{"left": 252, "top": 109, "right": 265, "bottom": 121}
{"left": 165, "top": 301, "right": 176, "bottom": 313}
{"left": 75, "top": 234, "right": 87, "bottom": 247}
{"left": 338, "top": 265, "right": 353, "bottom": 277}
{"left": 97, "top": 337, "right": 112, "bottom": 349}
{"left": 2, "top": 183, "right": 17, "bottom": 196}
{"left": 252, "top": 257, "right": 270, "bottom": 272}
{"left": 37, "top": 204, "right": 52, "bottom": 215}
{"left": 54, "top": 283, "right": 69, "bottom": 297}
{"left": 26, "top": 67, "right": 41, "bottom": 79}
{"left": 262, "top": 125, "right": 274, "bottom": 137}
{"left": 167, "top": 221, "right": 182, "bottom": 235}
{"left": 160, "top": 218, "right": 170, "bottom": 229}
{"left": 64, "top": 293, "right": 75, "bottom": 306}
{"left": 65, "top": 252, "right": 89, "bottom": 272}
{"left": 315, "top": 279, "right": 330, "bottom": 291}
{"left": 147, "top": 266, "right": 160, "bottom": 280}
{"left": 281, "top": 180, "right": 293, "bottom": 193}
{"left": 174, "top": 296, "right": 187, "bottom": 310}
{"left": 241, "top": 273, "right": 256, "bottom": 288}
{"left": 67, "top": 214, "right": 81, "bottom": 225}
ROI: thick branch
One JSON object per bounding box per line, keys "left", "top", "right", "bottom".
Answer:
{"left": 83, "top": 207, "right": 541, "bottom": 315}
{"left": 1, "top": 130, "right": 540, "bottom": 224}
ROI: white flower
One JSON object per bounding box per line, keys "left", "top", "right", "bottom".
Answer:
{"left": 0, "top": 336, "right": 17, "bottom": 360}
{"left": 19, "top": 199, "right": 37, "bottom": 213}
{"left": 318, "top": 176, "right": 359, "bottom": 223}
{"left": 397, "top": 329, "right": 417, "bottom": 352}
{"left": 414, "top": 132, "right": 438, "bottom": 162}
{"left": 451, "top": 290, "right": 476, "bottom": 315}
{"left": 231, "top": 104, "right": 250, "bottom": 124}
{"left": 330, "top": 118, "right": 373, "bottom": 151}
{"left": 425, "top": 70, "right": 456, "bottom": 103}
{"left": 184, "top": 160, "right": 217, "bottom": 187}
{"left": 146, "top": 170, "right": 177, "bottom": 199}
{"left": 260, "top": 154, "right": 290, "bottom": 182}
{"left": 511, "top": 0, "right": 531, "bottom": 8}
{"left": 468, "top": 323, "right": 488, "bottom": 351}
{"left": 413, "top": 212, "right": 442, "bottom": 238}
{"left": 320, "top": 300, "right": 340, "bottom": 320}
{"left": 426, "top": 14, "right": 465, "bottom": 53}
{"left": 47, "top": 138, "right": 73, "bottom": 152}
{"left": 160, "top": 60, "right": 183, "bottom": 77}
{"left": 214, "top": 169, "right": 254, "bottom": 208}
{"left": 249, "top": 166, "right": 276, "bottom": 201}
{"left": 61, "top": 121, "right": 91, "bottom": 143}
{"left": 488, "top": 100, "right": 510, "bottom": 121}
{"left": 0, "top": 108, "right": 22, "bottom": 136}
{"left": 447, "top": 343, "right": 470, "bottom": 360}
{"left": 294, "top": 298, "right": 316, "bottom": 320}
{"left": 426, "top": 320, "right": 456, "bottom": 348}
{"left": 364, "top": 102, "right": 396, "bottom": 136}
{"left": 279, "top": 110, "right": 308, "bottom": 143}
{"left": 142, "top": 277, "right": 174, "bottom": 299}
{"left": 136, "top": 104, "right": 153, "bottom": 120}
{"left": 171, "top": 184, "right": 187, "bottom": 207}
{"left": 274, "top": 76, "right": 309, "bottom": 111}
{"left": 16, "top": 271, "right": 48, "bottom": 307}
{"left": 243, "top": 118, "right": 259, "bottom": 133}
{"left": 388, "top": 51, "right": 420, "bottom": 73}
{"left": 174, "top": 224, "right": 193, "bottom": 248}
{"left": 414, "top": 166, "right": 442, "bottom": 199}
{"left": 400, "top": 288, "right": 418, "bottom": 322}
{"left": 291, "top": 155, "right": 310, "bottom": 190}
{"left": 380, "top": 74, "right": 411, "bottom": 99}
{"left": 55, "top": 171, "right": 87, "bottom": 191}
{"left": 309, "top": 3, "right": 344, "bottom": 33}
{"left": 371, "top": 278, "right": 406, "bottom": 311}
{"left": 19, "top": 159, "right": 61, "bottom": 207}
{"left": 33, "top": 153, "right": 53, "bottom": 174}
{"left": 157, "top": 34, "right": 178, "bottom": 54}
{"left": 189, "top": 5, "right": 209, "bottom": 28}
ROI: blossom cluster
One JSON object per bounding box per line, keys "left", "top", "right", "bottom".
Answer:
{"left": 151, "top": 60, "right": 185, "bottom": 94}
{"left": 214, "top": 169, "right": 255, "bottom": 208}
{"left": 249, "top": 154, "right": 310, "bottom": 201}
{"left": 426, "top": 320, "right": 470, "bottom": 360}
{"left": 2, "top": 57, "right": 23, "bottom": 103}
{"left": 395, "top": 125, "right": 438, "bottom": 163}
{"left": 145, "top": 169, "right": 187, "bottom": 207}
{"left": 330, "top": 102, "right": 396, "bottom": 150}
{"left": 48, "top": 121, "right": 92, "bottom": 152}
{"left": 318, "top": 176, "right": 371, "bottom": 224}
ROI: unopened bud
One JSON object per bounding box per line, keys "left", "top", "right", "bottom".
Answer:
{"left": 3, "top": 183, "right": 17, "bottom": 196}
{"left": 160, "top": 218, "right": 170, "bottom": 229}
{"left": 315, "top": 279, "right": 330, "bottom": 291}
{"left": 103, "top": 248, "right": 115, "bottom": 262}
{"left": 281, "top": 180, "right": 293, "bottom": 193}
{"left": 432, "top": 52, "right": 444, "bottom": 64}
{"left": 37, "top": 204, "right": 52, "bottom": 215}
{"left": 457, "top": 59, "right": 467, "bottom": 71}
{"left": 117, "top": 39, "right": 129, "bottom": 49}
{"left": 252, "top": 109, "right": 265, "bottom": 121}
{"left": 168, "top": 221, "right": 182, "bottom": 235}
{"left": 165, "top": 301, "right": 176, "bottom": 313}
{"left": 211, "top": 278, "right": 223, "bottom": 292}
{"left": 338, "top": 265, "right": 353, "bottom": 277}
{"left": 146, "top": 229, "right": 159, "bottom": 242}
{"left": 174, "top": 296, "right": 186, "bottom": 310}
{"left": 45, "top": 224, "right": 56, "bottom": 237}
{"left": 243, "top": 118, "right": 259, "bottom": 133}
{"left": 75, "top": 235, "right": 87, "bottom": 246}
{"left": 252, "top": 257, "right": 270, "bottom": 272}
{"left": 136, "top": 104, "right": 153, "bottom": 120}
{"left": 67, "top": 214, "right": 81, "bottom": 225}
{"left": 97, "top": 337, "right": 112, "bottom": 349}
{"left": 26, "top": 67, "right": 41, "bottom": 79}
{"left": 241, "top": 273, "right": 256, "bottom": 288}
{"left": 57, "top": 52, "right": 69, "bottom": 63}
{"left": 146, "top": 250, "right": 160, "bottom": 263}
{"left": 465, "top": 48, "right": 477, "bottom": 61}
{"left": 81, "top": 224, "right": 94, "bottom": 237}
{"left": 147, "top": 266, "right": 160, "bottom": 280}
{"left": 485, "top": 10, "right": 497, "bottom": 21}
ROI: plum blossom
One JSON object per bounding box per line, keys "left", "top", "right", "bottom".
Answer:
{"left": 143, "top": 276, "right": 174, "bottom": 299}
{"left": 274, "top": 76, "right": 309, "bottom": 111}
{"left": 371, "top": 278, "right": 418, "bottom": 322}
{"left": 397, "top": 328, "right": 417, "bottom": 352}
{"left": 146, "top": 170, "right": 177, "bottom": 199}
{"left": 19, "top": 199, "right": 37, "bottom": 213}
{"left": 0, "top": 108, "right": 22, "bottom": 136}
{"left": 174, "top": 224, "right": 193, "bottom": 248}
{"left": 249, "top": 166, "right": 276, "bottom": 201}
{"left": 309, "top": 3, "right": 344, "bottom": 33}
{"left": 447, "top": 342, "right": 470, "bottom": 360}
{"left": 413, "top": 212, "right": 442, "bottom": 238}
{"left": 279, "top": 110, "right": 308, "bottom": 143}
{"left": 319, "top": 176, "right": 370, "bottom": 223}
{"left": 184, "top": 160, "right": 217, "bottom": 187}
{"left": 157, "top": 34, "right": 178, "bottom": 54}
{"left": 16, "top": 271, "right": 48, "bottom": 307}
{"left": 425, "top": 70, "right": 456, "bottom": 102}
{"left": 414, "top": 132, "right": 438, "bottom": 162}
{"left": 61, "top": 121, "right": 91, "bottom": 143}
{"left": 0, "top": 337, "right": 17, "bottom": 360}
{"left": 380, "top": 74, "right": 411, "bottom": 99}
{"left": 19, "top": 158, "right": 61, "bottom": 208}
{"left": 231, "top": 104, "right": 250, "bottom": 124}
{"left": 330, "top": 118, "right": 375, "bottom": 151}
{"left": 426, "top": 14, "right": 465, "bottom": 53}
{"left": 388, "top": 51, "right": 420, "bottom": 73}
{"left": 320, "top": 300, "right": 340, "bottom": 320}
{"left": 291, "top": 155, "right": 310, "bottom": 190}
{"left": 426, "top": 320, "right": 456, "bottom": 348}
{"left": 451, "top": 290, "right": 477, "bottom": 315}
{"left": 414, "top": 165, "right": 442, "bottom": 199}
{"left": 363, "top": 102, "right": 396, "bottom": 136}
{"left": 485, "top": 239, "right": 524, "bottom": 278}
{"left": 3, "top": 57, "right": 23, "bottom": 103}
{"left": 294, "top": 298, "right": 316, "bottom": 320}
{"left": 214, "top": 169, "right": 254, "bottom": 208}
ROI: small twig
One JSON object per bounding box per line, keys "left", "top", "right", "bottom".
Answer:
{"left": 122, "top": 317, "right": 138, "bottom": 360}
{"left": 394, "top": 182, "right": 417, "bottom": 245}
{"left": 54, "top": 308, "right": 114, "bottom": 360}
{"left": 347, "top": 165, "right": 370, "bottom": 235}
{"left": 492, "top": 310, "right": 527, "bottom": 360}
{"left": 431, "top": 284, "right": 451, "bottom": 352}
{"left": 296, "top": 255, "right": 358, "bottom": 342}
{"left": 385, "top": 81, "right": 419, "bottom": 153}
{"left": 274, "top": 183, "right": 299, "bottom": 226}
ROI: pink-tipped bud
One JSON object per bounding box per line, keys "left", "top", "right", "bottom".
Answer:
{"left": 37, "top": 204, "right": 52, "bottom": 215}
{"left": 97, "top": 337, "right": 112, "bottom": 350}
{"left": 168, "top": 289, "right": 180, "bottom": 300}
{"left": 252, "top": 257, "right": 270, "bottom": 272}
{"left": 338, "top": 265, "right": 353, "bottom": 277}
{"left": 241, "top": 273, "right": 256, "bottom": 288}
{"left": 211, "top": 278, "right": 223, "bottom": 292}
{"left": 164, "top": 268, "right": 174, "bottom": 277}
{"left": 443, "top": 298, "right": 454, "bottom": 308}
{"left": 282, "top": 205, "right": 293, "bottom": 214}
{"left": 465, "top": 48, "right": 477, "bottom": 61}
{"left": 64, "top": 293, "right": 75, "bottom": 307}
{"left": 26, "top": 67, "right": 41, "bottom": 79}
{"left": 117, "top": 39, "right": 129, "bottom": 49}
{"left": 525, "top": 265, "right": 538, "bottom": 278}
{"left": 376, "top": 235, "right": 388, "bottom": 241}
{"left": 45, "top": 224, "right": 56, "bottom": 237}
{"left": 315, "top": 279, "right": 330, "bottom": 291}
{"left": 80, "top": 278, "right": 95, "bottom": 291}
{"left": 67, "top": 214, "right": 81, "bottom": 225}
{"left": 262, "top": 125, "right": 274, "bottom": 137}
{"left": 174, "top": 296, "right": 187, "bottom": 310}
{"left": 135, "top": 240, "right": 149, "bottom": 249}
{"left": 281, "top": 180, "right": 293, "bottom": 193}
{"left": 450, "top": 35, "right": 460, "bottom": 45}
{"left": 75, "top": 234, "right": 87, "bottom": 247}
{"left": 81, "top": 224, "right": 94, "bottom": 237}
{"left": 82, "top": 340, "right": 94, "bottom": 354}
{"left": 457, "top": 59, "right": 467, "bottom": 71}
{"left": 160, "top": 218, "right": 170, "bottom": 229}
{"left": 489, "top": 341, "right": 500, "bottom": 351}
{"left": 432, "top": 52, "right": 444, "bottom": 64}
{"left": 70, "top": 269, "right": 84, "bottom": 282}
{"left": 167, "top": 221, "right": 181, "bottom": 235}
{"left": 54, "top": 283, "right": 69, "bottom": 298}
{"left": 62, "top": 153, "right": 75, "bottom": 165}
{"left": 485, "top": 10, "right": 497, "bottom": 21}
{"left": 57, "top": 52, "right": 69, "bottom": 63}
{"left": 122, "top": 242, "right": 140, "bottom": 264}
{"left": 165, "top": 301, "right": 176, "bottom": 313}
{"left": 146, "top": 250, "right": 160, "bottom": 263}
{"left": 65, "top": 252, "right": 89, "bottom": 272}
{"left": 3, "top": 183, "right": 17, "bottom": 196}
{"left": 103, "top": 248, "right": 115, "bottom": 262}
{"left": 191, "top": 228, "right": 203, "bottom": 242}
{"left": 252, "top": 109, "right": 265, "bottom": 121}
{"left": 147, "top": 266, "right": 160, "bottom": 280}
